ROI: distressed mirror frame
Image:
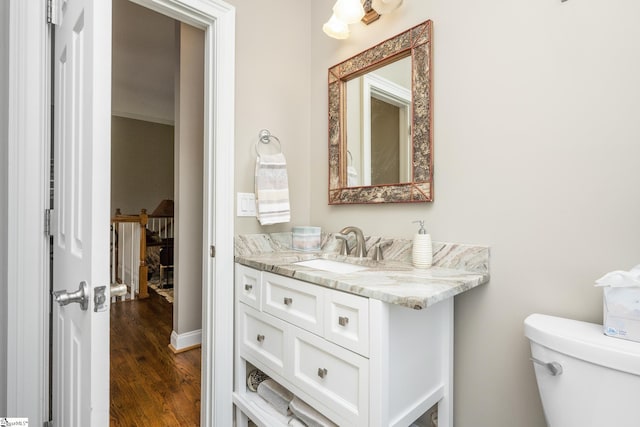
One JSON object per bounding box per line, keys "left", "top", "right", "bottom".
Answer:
{"left": 328, "top": 20, "right": 433, "bottom": 204}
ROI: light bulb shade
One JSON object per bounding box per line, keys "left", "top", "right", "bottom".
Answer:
{"left": 323, "top": 14, "right": 350, "bottom": 39}
{"left": 333, "top": 0, "right": 365, "bottom": 24}
{"left": 371, "top": 0, "right": 403, "bottom": 14}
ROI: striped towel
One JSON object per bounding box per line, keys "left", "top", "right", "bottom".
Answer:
{"left": 255, "top": 152, "right": 291, "bottom": 225}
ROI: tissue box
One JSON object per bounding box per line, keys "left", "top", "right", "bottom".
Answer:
{"left": 603, "top": 287, "right": 640, "bottom": 343}
{"left": 292, "top": 226, "right": 321, "bottom": 251}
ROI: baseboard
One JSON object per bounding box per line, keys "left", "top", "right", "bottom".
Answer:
{"left": 170, "top": 329, "right": 202, "bottom": 352}
{"left": 169, "top": 342, "right": 201, "bottom": 354}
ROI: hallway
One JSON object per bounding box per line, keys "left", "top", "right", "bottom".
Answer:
{"left": 110, "top": 290, "right": 201, "bottom": 426}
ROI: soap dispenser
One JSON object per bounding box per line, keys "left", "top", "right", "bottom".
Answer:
{"left": 412, "top": 220, "right": 433, "bottom": 268}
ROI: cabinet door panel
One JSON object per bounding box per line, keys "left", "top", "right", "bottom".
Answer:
{"left": 324, "top": 290, "right": 369, "bottom": 356}
{"left": 291, "top": 328, "right": 368, "bottom": 426}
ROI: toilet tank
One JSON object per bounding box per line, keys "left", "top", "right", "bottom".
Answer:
{"left": 524, "top": 314, "right": 640, "bottom": 427}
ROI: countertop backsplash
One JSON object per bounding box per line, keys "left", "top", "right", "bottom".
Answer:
{"left": 234, "top": 232, "right": 489, "bottom": 275}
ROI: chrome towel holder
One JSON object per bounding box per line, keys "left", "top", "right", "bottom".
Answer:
{"left": 255, "top": 129, "right": 282, "bottom": 157}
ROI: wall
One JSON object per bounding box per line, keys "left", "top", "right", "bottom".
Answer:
{"left": 173, "top": 22, "right": 204, "bottom": 342}
{"left": 112, "top": 0, "right": 175, "bottom": 124}
{"left": 309, "top": 1, "right": 640, "bottom": 426}
{"left": 110, "top": 116, "right": 174, "bottom": 214}
{"left": 0, "top": 0, "right": 8, "bottom": 416}
{"left": 227, "top": 0, "right": 311, "bottom": 235}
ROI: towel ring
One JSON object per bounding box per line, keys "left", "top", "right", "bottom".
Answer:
{"left": 255, "top": 129, "right": 282, "bottom": 157}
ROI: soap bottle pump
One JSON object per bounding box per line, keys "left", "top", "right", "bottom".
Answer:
{"left": 412, "top": 220, "right": 433, "bottom": 269}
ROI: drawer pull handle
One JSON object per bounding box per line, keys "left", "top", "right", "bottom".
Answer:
{"left": 256, "top": 334, "right": 265, "bottom": 343}
{"left": 283, "top": 297, "right": 293, "bottom": 306}
{"left": 244, "top": 284, "right": 253, "bottom": 291}
{"left": 338, "top": 316, "right": 349, "bottom": 326}
{"left": 317, "top": 368, "right": 328, "bottom": 379}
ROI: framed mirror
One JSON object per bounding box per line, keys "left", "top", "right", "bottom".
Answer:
{"left": 328, "top": 20, "right": 433, "bottom": 204}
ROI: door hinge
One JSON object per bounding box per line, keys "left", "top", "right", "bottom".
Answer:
{"left": 210, "top": 245, "right": 216, "bottom": 258}
{"left": 44, "top": 209, "right": 56, "bottom": 237}
{"left": 46, "top": 0, "right": 59, "bottom": 25}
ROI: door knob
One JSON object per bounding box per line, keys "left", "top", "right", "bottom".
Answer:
{"left": 110, "top": 283, "right": 128, "bottom": 298}
{"left": 53, "top": 281, "right": 89, "bottom": 311}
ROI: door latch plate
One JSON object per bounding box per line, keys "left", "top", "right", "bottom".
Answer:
{"left": 94, "top": 286, "right": 108, "bottom": 312}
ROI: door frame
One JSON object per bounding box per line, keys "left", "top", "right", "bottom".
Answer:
{"left": 4, "top": 0, "right": 51, "bottom": 422}
{"left": 130, "top": 1, "right": 236, "bottom": 424}
{"left": 4, "top": 0, "right": 236, "bottom": 425}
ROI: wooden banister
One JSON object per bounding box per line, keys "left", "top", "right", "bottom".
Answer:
{"left": 138, "top": 209, "right": 149, "bottom": 299}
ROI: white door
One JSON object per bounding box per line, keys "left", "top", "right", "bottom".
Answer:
{"left": 51, "top": 0, "right": 111, "bottom": 426}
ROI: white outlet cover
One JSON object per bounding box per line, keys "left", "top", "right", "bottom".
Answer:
{"left": 237, "top": 192, "right": 256, "bottom": 217}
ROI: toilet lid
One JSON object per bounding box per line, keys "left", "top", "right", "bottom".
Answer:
{"left": 525, "top": 313, "right": 640, "bottom": 376}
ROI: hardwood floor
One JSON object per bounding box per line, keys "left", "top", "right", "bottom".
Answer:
{"left": 110, "top": 290, "right": 201, "bottom": 426}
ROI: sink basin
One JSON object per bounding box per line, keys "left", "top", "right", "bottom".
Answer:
{"left": 294, "top": 259, "right": 368, "bottom": 274}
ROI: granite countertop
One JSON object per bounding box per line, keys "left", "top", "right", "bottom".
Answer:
{"left": 235, "top": 233, "right": 490, "bottom": 310}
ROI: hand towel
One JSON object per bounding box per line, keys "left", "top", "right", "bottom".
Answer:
{"left": 288, "top": 396, "right": 338, "bottom": 427}
{"left": 288, "top": 418, "right": 307, "bottom": 427}
{"left": 255, "top": 152, "right": 291, "bottom": 225}
{"left": 256, "top": 378, "right": 294, "bottom": 416}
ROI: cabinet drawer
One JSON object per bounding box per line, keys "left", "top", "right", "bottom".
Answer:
{"left": 236, "top": 264, "right": 261, "bottom": 310}
{"left": 291, "top": 328, "right": 368, "bottom": 426}
{"left": 262, "top": 272, "right": 323, "bottom": 335}
{"left": 237, "top": 304, "right": 287, "bottom": 377}
{"left": 324, "top": 290, "right": 369, "bottom": 357}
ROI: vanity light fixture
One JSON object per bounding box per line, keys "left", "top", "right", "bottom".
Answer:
{"left": 333, "top": 0, "right": 365, "bottom": 24}
{"left": 322, "top": 13, "right": 351, "bottom": 39}
{"left": 322, "top": 0, "right": 403, "bottom": 40}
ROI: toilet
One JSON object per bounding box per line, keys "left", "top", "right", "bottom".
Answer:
{"left": 524, "top": 313, "right": 640, "bottom": 427}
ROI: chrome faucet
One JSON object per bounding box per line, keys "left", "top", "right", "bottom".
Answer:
{"left": 338, "top": 226, "right": 367, "bottom": 258}
{"left": 335, "top": 233, "right": 349, "bottom": 256}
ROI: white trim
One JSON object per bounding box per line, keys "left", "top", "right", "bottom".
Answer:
{"left": 205, "top": 6, "right": 235, "bottom": 426}
{"left": 368, "top": 299, "right": 389, "bottom": 426}
{"left": 361, "top": 73, "right": 411, "bottom": 185}
{"left": 439, "top": 297, "right": 454, "bottom": 427}
{"left": 5, "top": 0, "right": 50, "bottom": 423}
{"left": 364, "top": 73, "right": 411, "bottom": 108}
{"left": 170, "top": 329, "right": 203, "bottom": 350}
{"left": 129, "top": 1, "right": 236, "bottom": 426}
{"left": 0, "top": 0, "right": 8, "bottom": 414}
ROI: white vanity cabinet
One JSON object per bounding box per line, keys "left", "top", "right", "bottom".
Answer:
{"left": 233, "top": 263, "right": 454, "bottom": 427}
